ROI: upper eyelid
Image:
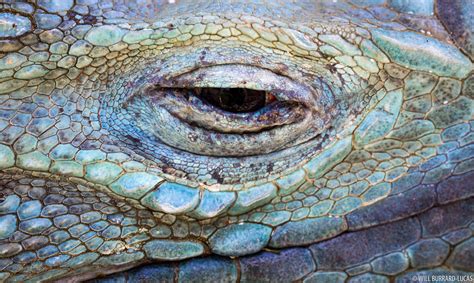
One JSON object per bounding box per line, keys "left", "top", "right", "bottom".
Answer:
{"left": 132, "top": 48, "right": 358, "bottom": 95}
{"left": 154, "top": 64, "right": 304, "bottom": 91}
{"left": 142, "top": 49, "right": 310, "bottom": 81}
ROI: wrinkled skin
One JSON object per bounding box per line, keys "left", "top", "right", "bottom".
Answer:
{"left": 0, "top": 0, "right": 473, "bottom": 282}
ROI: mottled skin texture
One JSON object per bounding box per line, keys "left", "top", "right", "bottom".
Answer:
{"left": 0, "top": 0, "right": 473, "bottom": 282}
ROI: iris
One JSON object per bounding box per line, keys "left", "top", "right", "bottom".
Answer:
{"left": 196, "top": 87, "right": 275, "bottom": 113}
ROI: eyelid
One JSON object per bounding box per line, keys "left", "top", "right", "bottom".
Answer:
{"left": 155, "top": 64, "right": 286, "bottom": 90}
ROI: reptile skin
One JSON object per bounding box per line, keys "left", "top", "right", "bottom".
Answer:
{"left": 0, "top": 0, "right": 473, "bottom": 282}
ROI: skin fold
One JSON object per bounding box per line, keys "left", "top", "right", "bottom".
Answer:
{"left": 0, "top": 0, "right": 473, "bottom": 282}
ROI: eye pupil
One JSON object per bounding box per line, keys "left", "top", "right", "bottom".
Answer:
{"left": 196, "top": 88, "right": 272, "bottom": 113}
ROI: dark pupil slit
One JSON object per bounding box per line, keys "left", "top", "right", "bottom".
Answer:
{"left": 195, "top": 88, "right": 268, "bottom": 113}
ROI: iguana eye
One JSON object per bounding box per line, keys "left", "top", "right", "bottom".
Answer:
{"left": 194, "top": 87, "right": 275, "bottom": 113}
{"left": 121, "top": 64, "right": 319, "bottom": 157}
{"left": 100, "top": 48, "right": 365, "bottom": 183}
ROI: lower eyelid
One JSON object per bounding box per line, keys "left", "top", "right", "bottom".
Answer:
{"left": 148, "top": 89, "right": 307, "bottom": 134}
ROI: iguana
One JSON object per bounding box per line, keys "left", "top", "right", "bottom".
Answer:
{"left": 0, "top": 0, "right": 472, "bottom": 282}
